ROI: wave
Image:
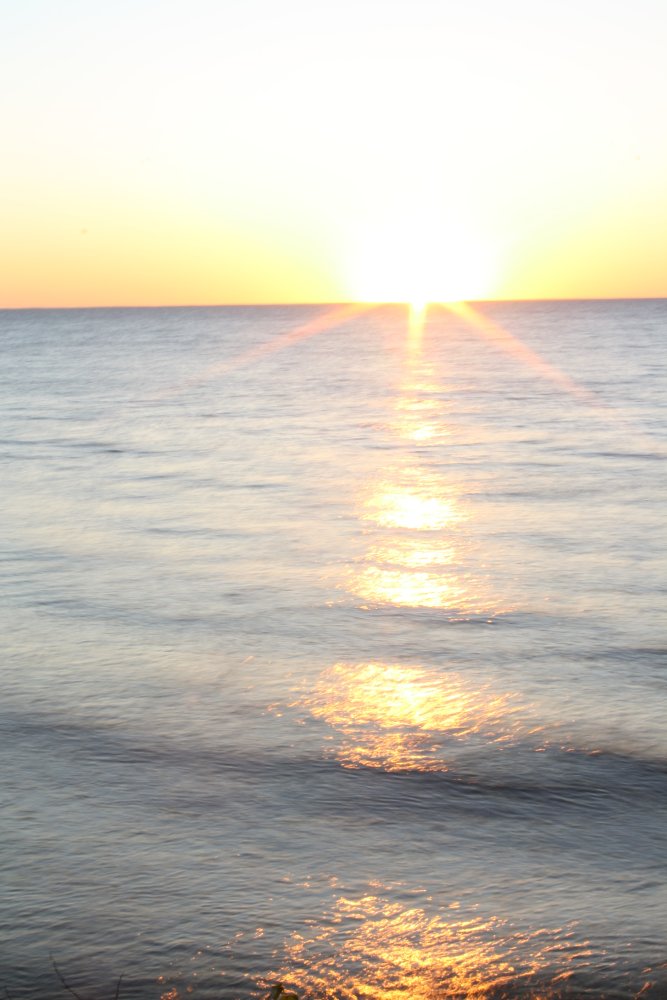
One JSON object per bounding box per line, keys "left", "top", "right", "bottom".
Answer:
{"left": 4, "top": 705, "right": 667, "bottom": 818}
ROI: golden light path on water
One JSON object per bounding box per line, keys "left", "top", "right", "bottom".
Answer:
{"left": 163, "top": 300, "right": 645, "bottom": 998}
{"left": 348, "top": 445, "right": 505, "bottom": 616}
{"left": 348, "top": 480, "right": 501, "bottom": 616}
{"left": 391, "top": 364, "right": 450, "bottom": 444}
{"left": 272, "top": 889, "right": 592, "bottom": 1000}
{"left": 352, "top": 563, "right": 472, "bottom": 612}
{"left": 345, "top": 309, "right": 507, "bottom": 618}
{"left": 299, "top": 662, "right": 528, "bottom": 773}
{"left": 277, "top": 300, "right": 557, "bottom": 994}
{"left": 361, "top": 482, "right": 462, "bottom": 533}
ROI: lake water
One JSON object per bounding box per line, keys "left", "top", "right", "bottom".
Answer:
{"left": 1, "top": 301, "right": 666, "bottom": 999}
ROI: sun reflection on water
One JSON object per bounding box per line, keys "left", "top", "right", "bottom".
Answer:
{"left": 345, "top": 308, "right": 504, "bottom": 617}
{"left": 362, "top": 483, "right": 463, "bottom": 532}
{"left": 392, "top": 368, "right": 450, "bottom": 443}
{"left": 351, "top": 565, "right": 472, "bottom": 611}
{"left": 346, "top": 536, "right": 505, "bottom": 616}
{"left": 368, "top": 539, "right": 458, "bottom": 569}
{"left": 274, "top": 891, "right": 589, "bottom": 999}
{"left": 300, "top": 662, "right": 522, "bottom": 772}
{"left": 349, "top": 455, "right": 506, "bottom": 613}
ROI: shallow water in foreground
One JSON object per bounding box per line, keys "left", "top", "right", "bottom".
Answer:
{"left": 1, "top": 301, "right": 666, "bottom": 998}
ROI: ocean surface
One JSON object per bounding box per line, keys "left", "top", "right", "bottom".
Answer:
{"left": 1, "top": 301, "right": 666, "bottom": 999}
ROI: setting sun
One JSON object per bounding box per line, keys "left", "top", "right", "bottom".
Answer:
{"left": 348, "top": 213, "right": 497, "bottom": 307}
{"left": 2, "top": 2, "right": 667, "bottom": 308}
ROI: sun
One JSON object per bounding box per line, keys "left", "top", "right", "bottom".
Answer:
{"left": 349, "top": 214, "right": 496, "bottom": 308}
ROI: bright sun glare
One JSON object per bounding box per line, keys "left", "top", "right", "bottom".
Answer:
{"left": 350, "top": 215, "right": 496, "bottom": 308}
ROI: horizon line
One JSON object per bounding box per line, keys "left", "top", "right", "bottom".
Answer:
{"left": 2, "top": 295, "right": 667, "bottom": 312}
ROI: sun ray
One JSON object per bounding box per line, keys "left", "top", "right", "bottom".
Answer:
{"left": 407, "top": 302, "right": 427, "bottom": 354}
{"left": 433, "top": 301, "right": 667, "bottom": 456}
{"left": 441, "top": 300, "right": 601, "bottom": 405}
{"left": 156, "top": 301, "right": 377, "bottom": 398}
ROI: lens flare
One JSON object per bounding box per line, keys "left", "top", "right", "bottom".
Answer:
{"left": 441, "top": 301, "right": 599, "bottom": 404}
{"left": 155, "top": 301, "right": 376, "bottom": 398}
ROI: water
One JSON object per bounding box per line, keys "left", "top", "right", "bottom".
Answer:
{"left": 1, "top": 301, "right": 666, "bottom": 999}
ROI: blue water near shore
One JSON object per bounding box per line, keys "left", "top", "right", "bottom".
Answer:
{"left": 1, "top": 301, "right": 666, "bottom": 998}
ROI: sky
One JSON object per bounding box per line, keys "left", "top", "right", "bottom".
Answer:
{"left": 2, "top": 0, "right": 666, "bottom": 307}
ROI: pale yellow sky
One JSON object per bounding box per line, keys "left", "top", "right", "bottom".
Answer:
{"left": 2, "top": 0, "right": 666, "bottom": 306}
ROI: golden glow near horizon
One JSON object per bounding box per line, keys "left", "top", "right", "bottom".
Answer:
{"left": 2, "top": 0, "right": 667, "bottom": 307}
